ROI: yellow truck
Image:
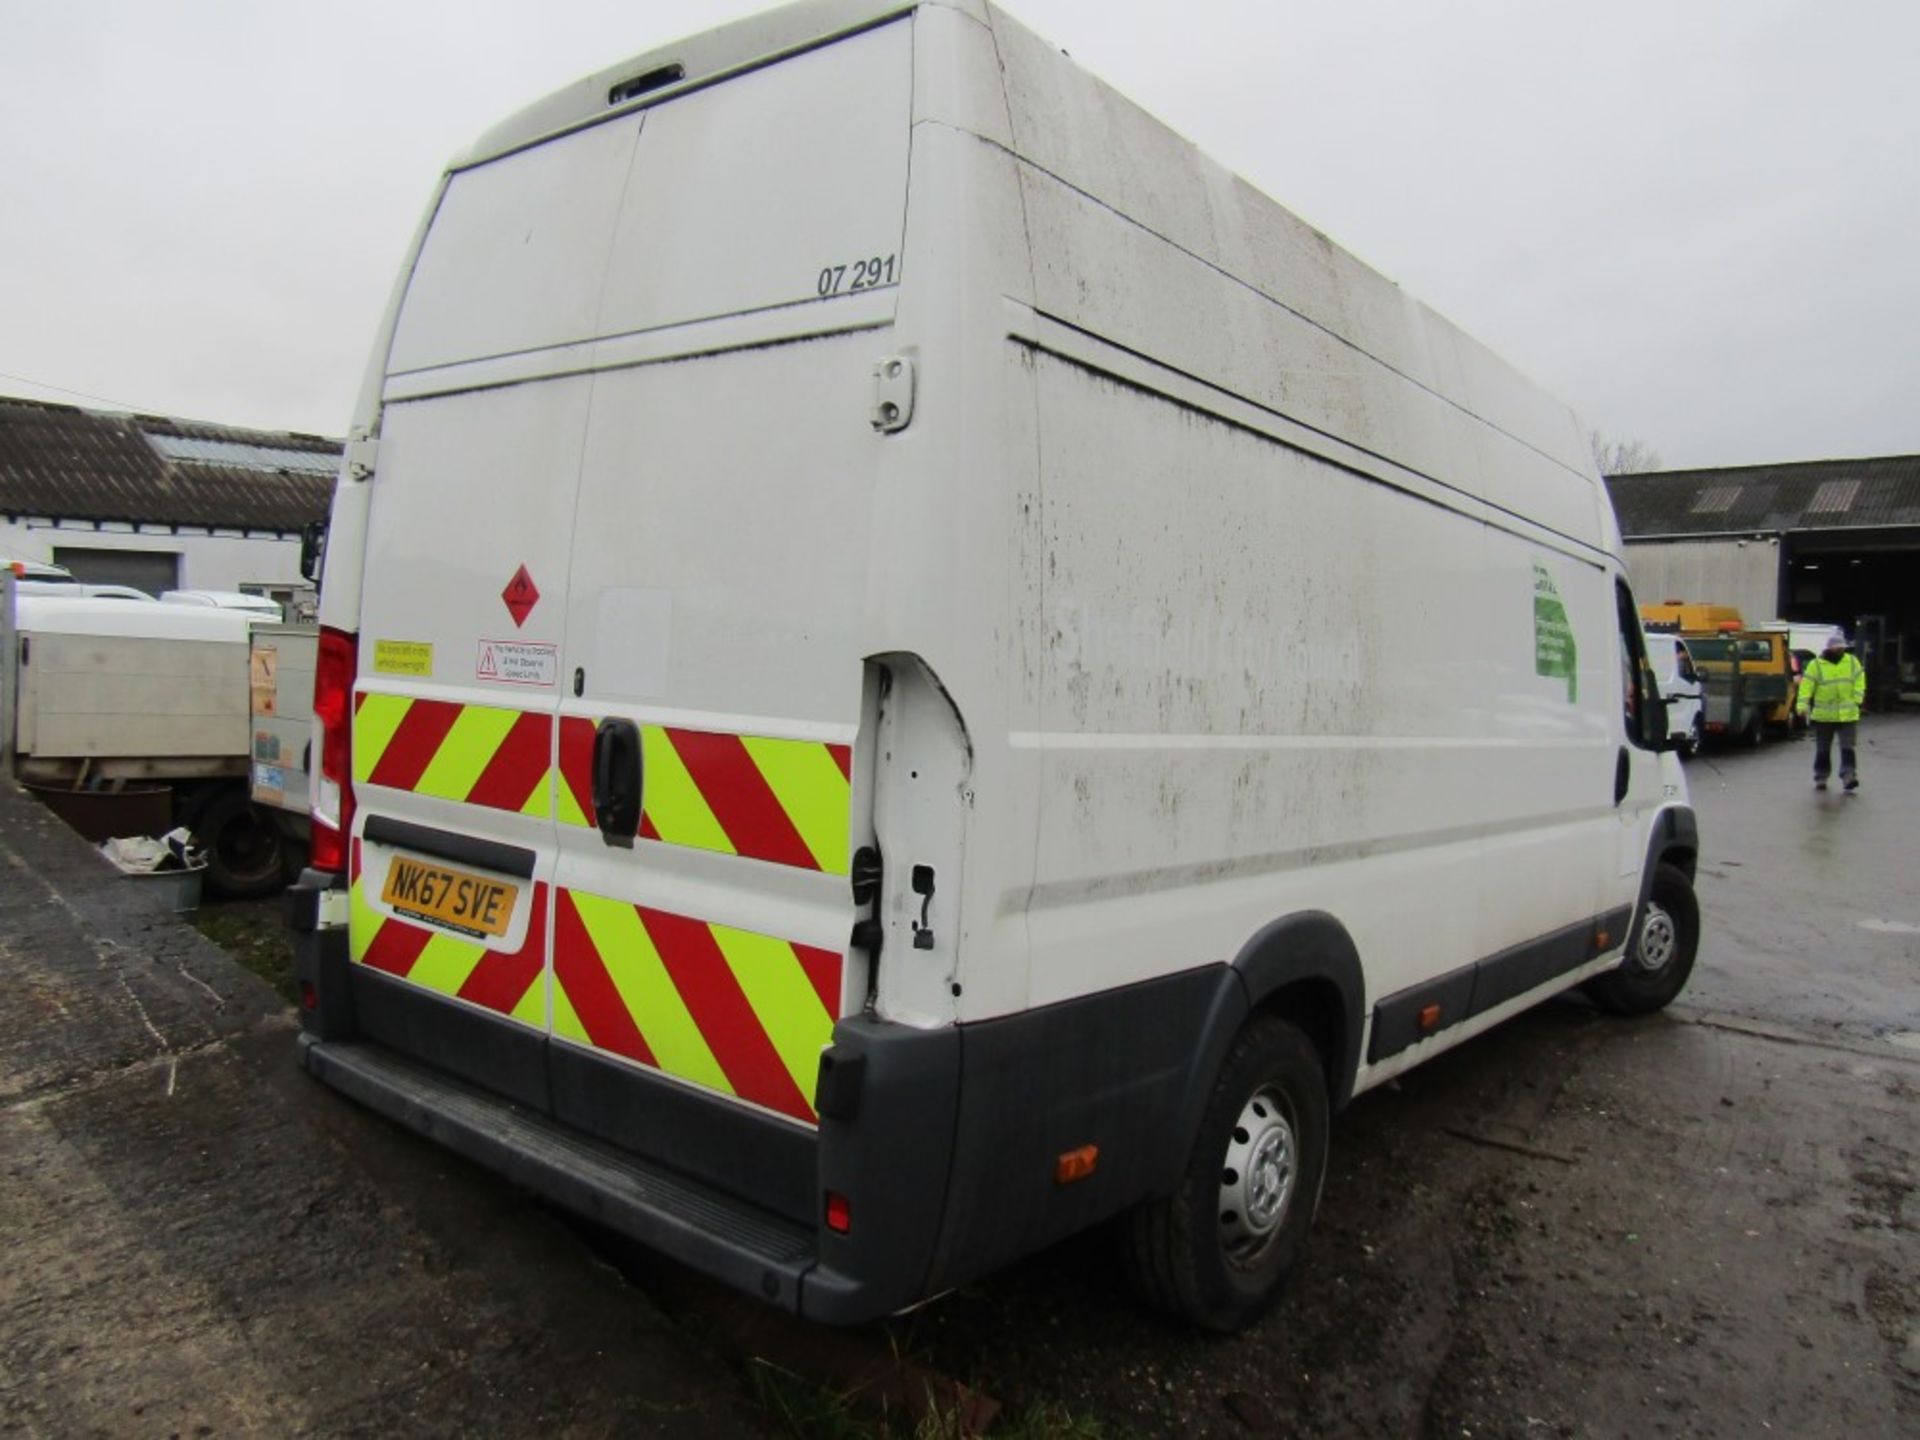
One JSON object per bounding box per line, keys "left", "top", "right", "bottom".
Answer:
{"left": 1640, "top": 601, "right": 1745, "bottom": 636}
{"left": 1682, "top": 632, "right": 1797, "bottom": 745}
{"left": 1640, "top": 603, "right": 1798, "bottom": 738}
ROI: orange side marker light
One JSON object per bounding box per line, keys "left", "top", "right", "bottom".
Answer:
{"left": 1417, "top": 1003, "right": 1443, "bottom": 1033}
{"left": 1055, "top": 1144, "right": 1099, "bottom": 1185}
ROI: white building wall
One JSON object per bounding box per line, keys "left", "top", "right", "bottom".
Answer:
{"left": 1624, "top": 537, "right": 1783, "bottom": 624}
{"left": 0, "top": 517, "right": 303, "bottom": 593}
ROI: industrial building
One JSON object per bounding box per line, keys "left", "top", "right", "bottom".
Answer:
{"left": 1608, "top": 454, "right": 1920, "bottom": 703}
{"left": 0, "top": 394, "right": 338, "bottom": 597}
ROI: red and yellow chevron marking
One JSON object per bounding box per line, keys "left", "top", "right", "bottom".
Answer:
{"left": 346, "top": 839, "right": 548, "bottom": 1027}
{"left": 552, "top": 886, "right": 842, "bottom": 1124}
{"left": 353, "top": 692, "right": 556, "bottom": 818}
{"left": 557, "top": 716, "right": 852, "bottom": 876}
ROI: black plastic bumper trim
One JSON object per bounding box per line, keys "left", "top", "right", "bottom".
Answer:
{"left": 347, "top": 964, "right": 551, "bottom": 1112}
{"left": 300, "top": 1034, "right": 817, "bottom": 1310}
{"left": 362, "top": 815, "right": 536, "bottom": 880}
{"left": 1369, "top": 905, "right": 1639, "bottom": 1064}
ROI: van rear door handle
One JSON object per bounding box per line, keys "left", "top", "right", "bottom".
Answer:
{"left": 1614, "top": 745, "right": 1630, "bottom": 807}
{"left": 592, "top": 718, "right": 643, "bottom": 848}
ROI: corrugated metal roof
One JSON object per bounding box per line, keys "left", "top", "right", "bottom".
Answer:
{"left": 0, "top": 395, "right": 339, "bottom": 531}
{"left": 1607, "top": 455, "right": 1920, "bottom": 538}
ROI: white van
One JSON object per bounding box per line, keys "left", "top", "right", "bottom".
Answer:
{"left": 1643, "top": 631, "right": 1704, "bottom": 757}
{"left": 291, "top": 0, "right": 1700, "bottom": 1332}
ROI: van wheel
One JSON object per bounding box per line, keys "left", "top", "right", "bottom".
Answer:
{"left": 189, "top": 788, "right": 287, "bottom": 900}
{"left": 1585, "top": 863, "right": 1699, "bottom": 1016}
{"left": 1123, "top": 1015, "right": 1329, "bottom": 1332}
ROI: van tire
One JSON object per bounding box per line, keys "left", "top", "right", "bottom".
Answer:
{"left": 1585, "top": 863, "right": 1699, "bottom": 1016}
{"left": 189, "top": 787, "right": 287, "bottom": 900}
{"left": 1123, "top": 1014, "right": 1329, "bottom": 1332}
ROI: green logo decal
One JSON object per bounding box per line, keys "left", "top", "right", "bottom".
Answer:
{"left": 1533, "top": 564, "right": 1577, "bottom": 702}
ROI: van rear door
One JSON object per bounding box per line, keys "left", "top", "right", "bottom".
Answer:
{"left": 346, "top": 117, "right": 644, "bottom": 1102}
{"left": 545, "top": 21, "right": 912, "bottom": 1163}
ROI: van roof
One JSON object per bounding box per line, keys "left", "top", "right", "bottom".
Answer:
{"left": 426, "top": 0, "right": 1601, "bottom": 550}
{"left": 460, "top": 0, "right": 936, "bottom": 168}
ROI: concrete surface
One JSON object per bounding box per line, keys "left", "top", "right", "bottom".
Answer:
{"left": 0, "top": 780, "right": 764, "bottom": 1438}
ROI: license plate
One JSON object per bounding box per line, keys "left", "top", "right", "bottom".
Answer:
{"left": 381, "top": 855, "right": 519, "bottom": 940}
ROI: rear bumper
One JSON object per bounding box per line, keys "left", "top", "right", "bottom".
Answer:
{"left": 289, "top": 868, "right": 953, "bottom": 1324}
{"left": 298, "top": 1031, "right": 818, "bottom": 1308}
{"left": 290, "top": 869, "right": 1221, "bottom": 1324}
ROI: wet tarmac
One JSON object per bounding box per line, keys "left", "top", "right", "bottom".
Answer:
{"left": 1683, "top": 712, "right": 1920, "bottom": 1047}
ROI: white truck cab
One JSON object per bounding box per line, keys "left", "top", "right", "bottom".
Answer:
{"left": 290, "top": 0, "right": 1700, "bottom": 1332}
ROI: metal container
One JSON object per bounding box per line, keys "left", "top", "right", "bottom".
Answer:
{"left": 119, "top": 861, "right": 206, "bottom": 914}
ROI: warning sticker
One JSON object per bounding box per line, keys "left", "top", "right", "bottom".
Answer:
{"left": 477, "top": 639, "right": 557, "bottom": 688}
{"left": 374, "top": 639, "right": 434, "bottom": 678}
{"left": 253, "top": 762, "right": 287, "bottom": 808}
{"left": 1532, "top": 564, "right": 1578, "bottom": 703}
{"left": 250, "top": 645, "right": 278, "bottom": 715}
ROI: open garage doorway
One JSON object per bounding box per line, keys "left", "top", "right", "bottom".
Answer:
{"left": 1782, "top": 527, "right": 1920, "bottom": 707}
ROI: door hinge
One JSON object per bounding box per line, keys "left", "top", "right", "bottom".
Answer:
{"left": 849, "top": 844, "right": 883, "bottom": 955}
{"left": 345, "top": 435, "right": 379, "bottom": 483}
{"left": 870, "top": 355, "right": 915, "bottom": 433}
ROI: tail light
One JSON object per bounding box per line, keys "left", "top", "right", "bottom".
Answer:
{"left": 310, "top": 625, "right": 358, "bottom": 874}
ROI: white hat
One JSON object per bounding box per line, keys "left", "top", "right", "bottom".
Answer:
{"left": 1825, "top": 630, "right": 1849, "bottom": 650}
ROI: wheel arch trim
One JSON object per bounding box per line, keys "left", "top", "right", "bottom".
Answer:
{"left": 1166, "top": 911, "right": 1365, "bottom": 1187}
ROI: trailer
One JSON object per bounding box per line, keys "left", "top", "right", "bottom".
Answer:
{"left": 1, "top": 575, "right": 299, "bottom": 896}
{"left": 1684, "top": 636, "right": 1791, "bottom": 747}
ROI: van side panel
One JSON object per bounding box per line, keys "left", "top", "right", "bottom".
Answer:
{"left": 984, "top": 4, "right": 1598, "bottom": 529}
{"left": 1020, "top": 350, "right": 1497, "bottom": 1012}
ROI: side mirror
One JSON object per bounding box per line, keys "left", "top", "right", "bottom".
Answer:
{"left": 299, "top": 520, "right": 327, "bottom": 585}
{"left": 1647, "top": 694, "right": 1679, "bottom": 751}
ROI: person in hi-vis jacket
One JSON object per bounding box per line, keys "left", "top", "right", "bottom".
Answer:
{"left": 1797, "top": 630, "right": 1868, "bottom": 792}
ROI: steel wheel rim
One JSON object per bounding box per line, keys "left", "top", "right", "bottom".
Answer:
{"left": 1635, "top": 902, "right": 1677, "bottom": 973}
{"left": 1219, "top": 1085, "right": 1298, "bottom": 1266}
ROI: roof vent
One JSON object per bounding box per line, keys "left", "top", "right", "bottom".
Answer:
{"left": 1691, "top": 484, "right": 1741, "bottom": 514}
{"left": 609, "top": 63, "right": 685, "bottom": 106}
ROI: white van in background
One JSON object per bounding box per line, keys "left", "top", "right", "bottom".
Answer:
{"left": 290, "top": 0, "right": 1700, "bottom": 1332}
{"left": 1644, "top": 631, "right": 1705, "bottom": 757}
{"left": 162, "top": 589, "right": 286, "bottom": 619}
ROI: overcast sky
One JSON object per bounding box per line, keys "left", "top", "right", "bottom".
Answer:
{"left": 3, "top": 0, "right": 1915, "bottom": 470}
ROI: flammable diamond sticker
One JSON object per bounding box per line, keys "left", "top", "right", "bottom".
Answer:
{"left": 501, "top": 564, "right": 540, "bottom": 628}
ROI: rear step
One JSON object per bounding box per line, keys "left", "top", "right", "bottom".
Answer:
{"left": 299, "top": 1035, "right": 817, "bottom": 1308}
